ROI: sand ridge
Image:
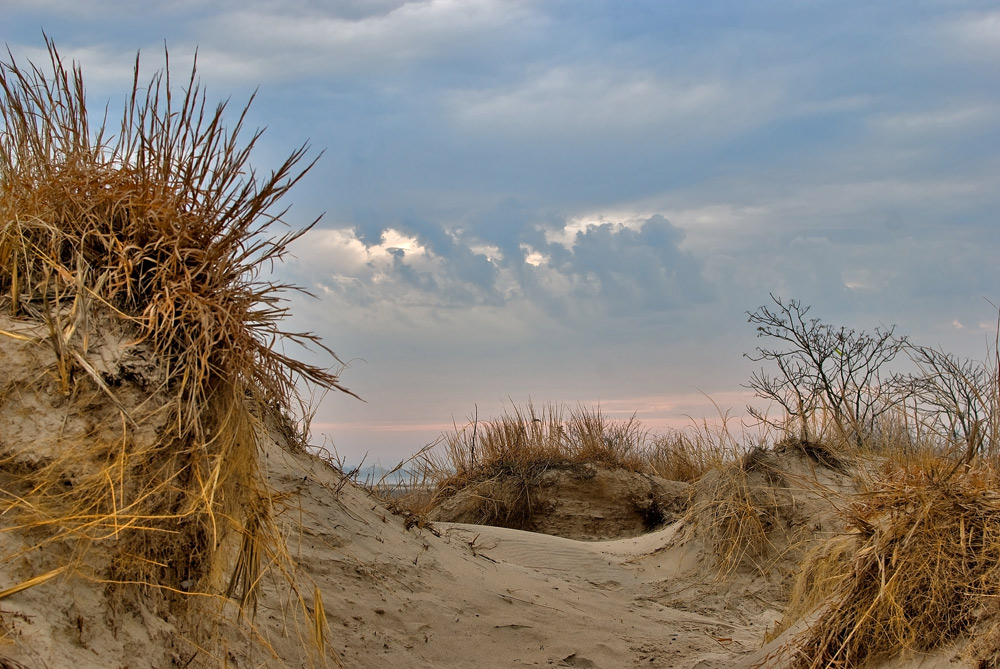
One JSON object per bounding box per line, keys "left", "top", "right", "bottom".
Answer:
{"left": 247, "top": 440, "right": 785, "bottom": 668}
{"left": 0, "top": 316, "right": 973, "bottom": 667}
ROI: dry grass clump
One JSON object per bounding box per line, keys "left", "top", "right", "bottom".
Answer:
{"left": 417, "top": 403, "right": 648, "bottom": 528}
{"left": 767, "top": 534, "right": 856, "bottom": 641}
{"left": 423, "top": 402, "right": 739, "bottom": 488}
{"left": 0, "top": 37, "right": 349, "bottom": 627}
{"left": 647, "top": 432, "right": 725, "bottom": 483}
{"left": 428, "top": 403, "right": 648, "bottom": 486}
{"left": 686, "top": 430, "right": 856, "bottom": 581}
{"left": 380, "top": 403, "right": 745, "bottom": 537}
{"left": 793, "top": 459, "right": 1000, "bottom": 667}
{"left": 692, "top": 447, "right": 787, "bottom": 576}
{"left": 648, "top": 414, "right": 743, "bottom": 483}
{"left": 390, "top": 402, "right": 725, "bottom": 530}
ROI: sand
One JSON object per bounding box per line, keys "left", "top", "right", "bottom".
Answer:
{"left": 254, "top": 441, "right": 772, "bottom": 668}
{"left": 0, "top": 428, "right": 975, "bottom": 668}
{"left": 212, "top": 440, "right": 971, "bottom": 668}
{"left": 0, "top": 313, "right": 975, "bottom": 667}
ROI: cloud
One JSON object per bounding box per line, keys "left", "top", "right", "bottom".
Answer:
{"left": 7, "top": 1, "right": 1000, "bottom": 464}
{"left": 446, "top": 65, "right": 781, "bottom": 145}
{"left": 190, "top": 0, "right": 543, "bottom": 82}
{"left": 538, "top": 215, "right": 712, "bottom": 314}
{"left": 0, "top": 42, "right": 138, "bottom": 94}
{"left": 4, "top": 0, "right": 546, "bottom": 93}
{"left": 290, "top": 211, "right": 713, "bottom": 333}
{"left": 942, "top": 10, "right": 1000, "bottom": 62}
{"left": 869, "top": 104, "right": 999, "bottom": 135}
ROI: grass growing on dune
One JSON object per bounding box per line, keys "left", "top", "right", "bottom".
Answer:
{"left": 387, "top": 401, "right": 735, "bottom": 528}
{"left": 406, "top": 403, "right": 646, "bottom": 528}
{"left": 739, "top": 299, "right": 1000, "bottom": 666}
{"left": 793, "top": 459, "right": 1000, "bottom": 667}
{"left": 437, "top": 403, "right": 649, "bottom": 476}
{"left": 0, "top": 37, "right": 351, "bottom": 661}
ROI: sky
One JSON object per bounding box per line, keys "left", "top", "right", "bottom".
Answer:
{"left": 3, "top": 1, "right": 999, "bottom": 465}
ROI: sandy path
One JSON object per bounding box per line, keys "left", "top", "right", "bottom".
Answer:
{"left": 247, "top": 443, "right": 777, "bottom": 668}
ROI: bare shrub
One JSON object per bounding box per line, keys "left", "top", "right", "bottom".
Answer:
{"left": 745, "top": 294, "right": 907, "bottom": 446}
{"left": 901, "top": 333, "right": 1000, "bottom": 463}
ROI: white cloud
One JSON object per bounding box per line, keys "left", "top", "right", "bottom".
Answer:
{"left": 447, "top": 65, "right": 781, "bottom": 141}
{"left": 1, "top": 0, "right": 138, "bottom": 13}
{"left": 843, "top": 268, "right": 895, "bottom": 293}
{"left": 943, "top": 10, "right": 1000, "bottom": 61}
{"left": 193, "top": 0, "right": 541, "bottom": 82}
{"left": 521, "top": 246, "right": 546, "bottom": 267}
{"left": 1, "top": 42, "right": 138, "bottom": 94}
{"left": 291, "top": 228, "right": 370, "bottom": 275}
{"left": 6, "top": 0, "right": 545, "bottom": 89}
{"left": 658, "top": 173, "right": 992, "bottom": 252}
{"left": 870, "top": 104, "right": 998, "bottom": 134}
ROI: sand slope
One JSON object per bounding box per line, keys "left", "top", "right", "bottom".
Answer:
{"left": 248, "top": 442, "right": 786, "bottom": 668}
{"left": 0, "top": 312, "right": 975, "bottom": 667}
{"left": 0, "top": 420, "right": 978, "bottom": 668}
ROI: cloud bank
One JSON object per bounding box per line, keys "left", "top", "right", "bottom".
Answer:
{"left": 4, "top": 0, "right": 999, "bottom": 460}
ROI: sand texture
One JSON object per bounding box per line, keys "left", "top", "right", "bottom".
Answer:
{"left": 0, "top": 313, "right": 979, "bottom": 668}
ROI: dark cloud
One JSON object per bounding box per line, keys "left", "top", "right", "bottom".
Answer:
{"left": 312, "top": 211, "right": 714, "bottom": 319}
{"left": 464, "top": 198, "right": 535, "bottom": 259}
{"left": 543, "top": 215, "right": 712, "bottom": 314}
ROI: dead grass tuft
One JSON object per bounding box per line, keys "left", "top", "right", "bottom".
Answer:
{"left": 767, "top": 534, "right": 856, "bottom": 642}
{"left": 793, "top": 459, "right": 1000, "bottom": 667}
{"left": 383, "top": 402, "right": 735, "bottom": 534}
{"left": 647, "top": 425, "right": 736, "bottom": 483}
{"left": 692, "top": 447, "right": 787, "bottom": 576}
{"left": 0, "top": 37, "right": 350, "bottom": 662}
{"left": 419, "top": 403, "right": 648, "bottom": 516}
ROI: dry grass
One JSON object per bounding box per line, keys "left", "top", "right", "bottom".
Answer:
{"left": 767, "top": 534, "right": 856, "bottom": 641}
{"left": 439, "top": 403, "right": 649, "bottom": 474}
{"left": 792, "top": 458, "right": 1000, "bottom": 667}
{"left": 416, "top": 403, "right": 611, "bottom": 528}
{"left": 0, "top": 38, "right": 350, "bottom": 663}
{"left": 417, "top": 403, "right": 647, "bottom": 495}
{"left": 691, "top": 446, "right": 787, "bottom": 576}
{"left": 648, "top": 413, "right": 744, "bottom": 483}
{"left": 383, "top": 402, "right": 737, "bottom": 530}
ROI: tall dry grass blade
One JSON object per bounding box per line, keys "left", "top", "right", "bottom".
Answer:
{"left": 313, "top": 585, "right": 326, "bottom": 659}
{"left": 0, "top": 328, "right": 31, "bottom": 341}
{"left": 0, "top": 565, "right": 66, "bottom": 600}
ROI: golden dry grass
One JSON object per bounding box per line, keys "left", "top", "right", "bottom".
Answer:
{"left": 0, "top": 38, "right": 350, "bottom": 663}
{"left": 695, "top": 450, "right": 779, "bottom": 576}
{"left": 382, "top": 402, "right": 736, "bottom": 530}
{"left": 792, "top": 458, "right": 1000, "bottom": 667}
{"left": 767, "top": 535, "right": 856, "bottom": 641}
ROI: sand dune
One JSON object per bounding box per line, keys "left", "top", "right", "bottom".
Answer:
{"left": 0, "top": 391, "right": 979, "bottom": 668}
{"left": 253, "top": 440, "right": 778, "bottom": 668}
{"left": 0, "top": 313, "right": 975, "bottom": 668}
